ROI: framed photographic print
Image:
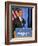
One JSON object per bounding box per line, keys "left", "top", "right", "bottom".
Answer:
{"left": 5, "top": 2, "right": 37, "bottom": 45}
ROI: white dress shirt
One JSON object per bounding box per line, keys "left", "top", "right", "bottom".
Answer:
{"left": 19, "top": 16, "right": 22, "bottom": 22}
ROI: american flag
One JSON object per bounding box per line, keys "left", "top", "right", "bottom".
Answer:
{"left": 12, "top": 10, "right": 17, "bottom": 21}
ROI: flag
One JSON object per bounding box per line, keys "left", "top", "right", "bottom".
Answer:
{"left": 12, "top": 10, "right": 16, "bottom": 21}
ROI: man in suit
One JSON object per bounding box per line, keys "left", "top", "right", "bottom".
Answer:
{"left": 12, "top": 8, "right": 26, "bottom": 38}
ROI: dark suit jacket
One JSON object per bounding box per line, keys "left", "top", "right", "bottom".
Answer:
{"left": 12, "top": 16, "right": 26, "bottom": 31}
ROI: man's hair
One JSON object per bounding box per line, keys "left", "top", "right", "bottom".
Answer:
{"left": 14, "top": 8, "right": 22, "bottom": 12}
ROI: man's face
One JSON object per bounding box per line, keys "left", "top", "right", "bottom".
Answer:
{"left": 15, "top": 10, "right": 23, "bottom": 17}
{"left": 19, "top": 10, "right": 23, "bottom": 17}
